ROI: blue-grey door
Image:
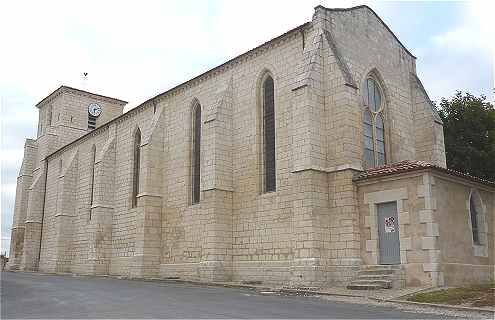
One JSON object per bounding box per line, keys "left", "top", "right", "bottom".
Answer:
{"left": 377, "top": 201, "right": 400, "bottom": 264}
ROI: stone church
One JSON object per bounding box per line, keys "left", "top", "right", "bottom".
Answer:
{"left": 8, "top": 5, "right": 494, "bottom": 288}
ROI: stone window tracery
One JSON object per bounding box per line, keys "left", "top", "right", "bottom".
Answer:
{"left": 363, "top": 77, "right": 386, "bottom": 168}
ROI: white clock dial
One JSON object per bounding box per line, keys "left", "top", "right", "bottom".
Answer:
{"left": 88, "top": 103, "right": 102, "bottom": 117}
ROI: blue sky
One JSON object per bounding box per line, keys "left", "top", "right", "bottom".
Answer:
{"left": 0, "top": 0, "right": 493, "bottom": 255}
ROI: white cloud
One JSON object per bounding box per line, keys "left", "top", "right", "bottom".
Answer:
{"left": 1, "top": 149, "right": 24, "bottom": 170}
{"left": 432, "top": 2, "right": 493, "bottom": 54}
{"left": 416, "top": 1, "right": 494, "bottom": 102}
{"left": 1, "top": 183, "right": 17, "bottom": 198}
{"left": 1, "top": 0, "right": 377, "bottom": 108}
{"left": 1, "top": 237, "right": 11, "bottom": 256}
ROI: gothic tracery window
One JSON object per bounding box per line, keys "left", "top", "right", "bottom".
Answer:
{"left": 363, "top": 77, "right": 386, "bottom": 168}
{"left": 262, "top": 74, "right": 276, "bottom": 192}
{"left": 191, "top": 102, "right": 201, "bottom": 204}
{"left": 132, "top": 129, "right": 141, "bottom": 208}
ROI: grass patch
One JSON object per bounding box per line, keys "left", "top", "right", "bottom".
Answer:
{"left": 408, "top": 283, "right": 495, "bottom": 307}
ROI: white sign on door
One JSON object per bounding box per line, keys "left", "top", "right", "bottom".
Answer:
{"left": 384, "top": 216, "right": 395, "bottom": 233}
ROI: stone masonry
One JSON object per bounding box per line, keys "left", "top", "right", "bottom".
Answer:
{"left": 7, "top": 5, "right": 493, "bottom": 288}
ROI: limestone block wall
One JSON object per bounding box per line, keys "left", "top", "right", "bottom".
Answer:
{"left": 38, "top": 100, "right": 158, "bottom": 276}
{"left": 411, "top": 75, "right": 446, "bottom": 167}
{"left": 434, "top": 176, "right": 494, "bottom": 285}
{"left": 88, "top": 129, "right": 117, "bottom": 275}
{"left": 228, "top": 31, "right": 310, "bottom": 284}
{"left": 30, "top": 89, "right": 126, "bottom": 273}
{"left": 17, "top": 5, "right": 451, "bottom": 287}
{"left": 357, "top": 173, "right": 436, "bottom": 287}
{"left": 21, "top": 164, "right": 46, "bottom": 271}
{"left": 38, "top": 155, "right": 63, "bottom": 272}
{"left": 357, "top": 171, "right": 495, "bottom": 287}
{"left": 54, "top": 151, "right": 78, "bottom": 273}
{"left": 36, "top": 86, "right": 126, "bottom": 143}
{"left": 58, "top": 89, "right": 125, "bottom": 133}
{"left": 159, "top": 73, "right": 235, "bottom": 280}
{"left": 321, "top": 6, "right": 419, "bottom": 165}
{"left": 7, "top": 139, "right": 37, "bottom": 269}
{"left": 324, "top": 170, "right": 361, "bottom": 284}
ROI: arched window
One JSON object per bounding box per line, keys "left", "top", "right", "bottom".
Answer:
{"left": 47, "top": 105, "right": 53, "bottom": 126}
{"left": 470, "top": 195, "right": 480, "bottom": 244}
{"left": 191, "top": 103, "right": 201, "bottom": 204}
{"left": 132, "top": 129, "right": 141, "bottom": 208}
{"left": 469, "top": 190, "right": 486, "bottom": 246}
{"left": 363, "top": 110, "right": 374, "bottom": 167}
{"left": 468, "top": 190, "right": 488, "bottom": 257}
{"left": 363, "top": 77, "right": 386, "bottom": 168}
{"left": 262, "top": 75, "right": 276, "bottom": 192}
{"left": 89, "top": 145, "right": 96, "bottom": 207}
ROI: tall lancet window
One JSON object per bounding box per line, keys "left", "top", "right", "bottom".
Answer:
{"left": 47, "top": 105, "right": 53, "bottom": 126}
{"left": 470, "top": 195, "right": 480, "bottom": 244}
{"left": 468, "top": 190, "right": 488, "bottom": 257}
{"left": 89, "top": 145, "right": 96, "bottom": 219}
{"left": 262, "top": 75, "right": 276, "bottom": 192}
{"left": 132, "top": 129, "right": 141, "bottom": 208}
{"left": 363, "top": 77, "right": 386, "bottom": 168}
{"left": 191, "top": 102, "right": 201, "bottom": 204}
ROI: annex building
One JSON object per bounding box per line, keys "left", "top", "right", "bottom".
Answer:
{"left": 8, "top": 5, "right": 494, "bottom": 289}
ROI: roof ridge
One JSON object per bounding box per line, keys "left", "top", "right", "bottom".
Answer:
{"left": 45, "top": 21, "right": 311, "bottom": 160}
{"left": 355, "top": 160, "right": 494, "bottom": 187}
{"left": 315, "top": 4, "right": 416, "bottom": 59}
{"left": 36, "top": 85, "right": 128, "bottom": 108}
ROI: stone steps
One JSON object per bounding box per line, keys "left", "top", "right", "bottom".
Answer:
{"left": 356, "top": 274, "right": 393, "bottom": 281}
{"left": 348, "top": 279, "right": 392, "bottom": 288}
{"left": 346, "top": 283, "right": 388, "bottom": 290}
{"left": 360, "top": 265, "right": 401, "bottom": 271}
{"left": 358, "top": 269, "right": 395, "bottom": 276}
{"left": 347, "top": 265, "right": 402, "bottom": 290}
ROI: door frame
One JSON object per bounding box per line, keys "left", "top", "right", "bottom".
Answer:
{"left": 363, "top": 188, "right": 411, "bottom": 265}
{"left": 377, "top": 201, "right": 401, "bottom": 264}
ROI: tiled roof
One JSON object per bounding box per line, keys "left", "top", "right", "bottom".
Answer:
{"left": 354, "top": 160, "right": 495, "bottom": 187}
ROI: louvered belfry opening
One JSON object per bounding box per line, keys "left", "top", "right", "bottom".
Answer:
{"left": 192, "top": 103, "right": 201, "bottom": 204}
{"left": 88, "top": 114, "right": 96, "bottom": 130}
{"left": 263, "top": 75, "right": 276, "bottom": 192}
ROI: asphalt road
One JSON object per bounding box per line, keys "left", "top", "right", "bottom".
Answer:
{"left": 1, "top": 271, "right": 446, "bottom": 319}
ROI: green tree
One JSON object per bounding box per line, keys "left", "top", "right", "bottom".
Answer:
{"left": 437, "top": 91, "right": 495, "bottom": 182}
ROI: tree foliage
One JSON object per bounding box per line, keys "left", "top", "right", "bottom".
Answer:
{"left": 437, "top": 91, "right": 495, "bottom": 182}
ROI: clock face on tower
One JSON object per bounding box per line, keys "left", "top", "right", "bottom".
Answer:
{"left": 88, "top": 103, "right": 102, "bottom": 117}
